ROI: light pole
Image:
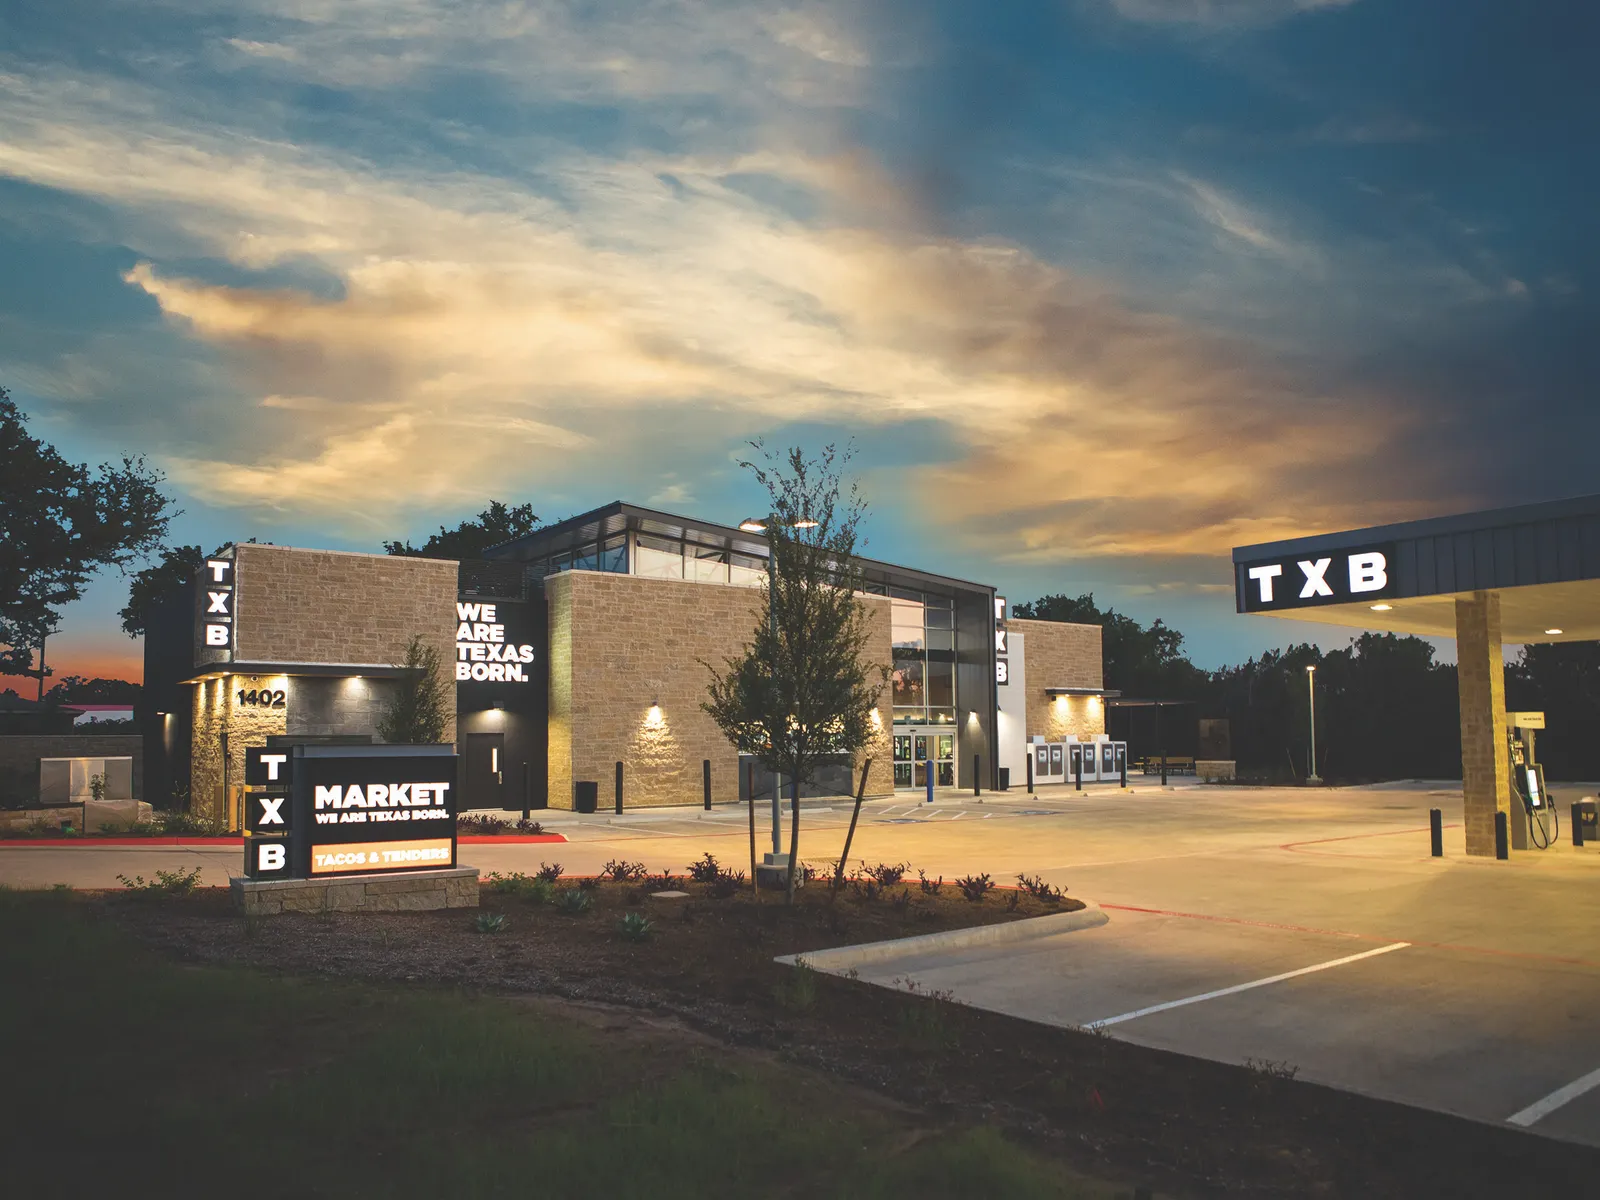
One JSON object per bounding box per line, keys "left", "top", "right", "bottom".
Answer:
{"left": 1305, "top": 664, "right": 1321, "bottom": 784}
{"left": 738, "top": 514, "right": 816, "bottom": 862}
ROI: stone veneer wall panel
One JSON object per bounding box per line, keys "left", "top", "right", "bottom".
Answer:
{"left": 547, "top": 571, "right": 893, "bottom": 809}
{"left": 1009, "top": 617, "right": 1105, "bottom": 743}
{"left": 229, "top": 544, "right": 457, "bottom": 743}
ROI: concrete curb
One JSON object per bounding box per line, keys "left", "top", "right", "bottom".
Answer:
{"left": 775, "top": 902, "right": 1108, "bottom": 971}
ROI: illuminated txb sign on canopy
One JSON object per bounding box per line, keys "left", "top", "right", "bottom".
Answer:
{"left": 1236, "top": 544, "right": 1396, "bottom": 613}
{"left": 455, "top": 601, "right": 536, "bottom": 682}
{"left": 201, "top": 557, "right": 234, "bottom": 650}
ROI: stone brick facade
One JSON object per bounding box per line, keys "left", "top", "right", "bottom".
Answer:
{"left": 184, "top": 546, "right": 459, "bottom": 820}
{"left": 231, "top": 866, "right": 479, "bottom": 916}
{"left": 1456, "top": 591, "right": 1512, "bottom": 856}
{"left": 233, "top": 545, "right": 457, "bottom": 688}
{"left": 1009, "top": 617, "right": 1105, "bottom": 741}
{"left": 546, "top": 570, "right": 894, "bottom": 809}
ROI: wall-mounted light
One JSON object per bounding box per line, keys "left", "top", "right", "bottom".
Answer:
{"left": 1370, "top": 603, "right": 1393, "bottom": 612}
{"left": 1545, "top": 628, "right": 1564, "bottom": 635}
{"left": 869, "top": 707, "right": 882, "bottom": 729}
{"left": 645, "top": 700, "right": 664, "bottom": 728}
{"left": 967, "top": 710, "right": 979, "bottom": 724}
{"left": 492, "top": 700, "right": 505, "bottom": 710}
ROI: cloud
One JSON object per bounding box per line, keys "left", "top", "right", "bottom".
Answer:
{"left": 1105, "top": 0, "right": 1360, "bottom": 27}
{"left": 0, "top": 0, "right": 1460, "bottom": 561}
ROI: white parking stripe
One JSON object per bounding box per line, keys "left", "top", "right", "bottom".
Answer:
{"left": 1084, "top": 941, "right": 1411, "bottom": 1029}
{"left": 1506, "top": 1065, "right": 1600, "bottom": 1127}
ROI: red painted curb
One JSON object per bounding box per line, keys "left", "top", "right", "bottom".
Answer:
{"left": 5, "top": 833, "right": 567, "bottom": 847}
{"left": 0, "top": 837, "right": 246, "bottom": 847}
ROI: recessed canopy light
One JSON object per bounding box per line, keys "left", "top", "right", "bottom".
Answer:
{"left": 1370, "top": 603, "right": 1393, "bottom": 612}
{"left": 1545, "top": 628, "right": 1564, "bottom": 635}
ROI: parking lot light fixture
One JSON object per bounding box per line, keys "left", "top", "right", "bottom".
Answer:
{"left": 1306, "top": 665, "right": 1321, "bottom": 784}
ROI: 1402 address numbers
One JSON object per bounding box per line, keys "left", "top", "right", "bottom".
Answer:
{"left": 237, "top": 689, "right": 286, "bottom": 708}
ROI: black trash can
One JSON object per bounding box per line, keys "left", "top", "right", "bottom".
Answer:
{"left": 998, "top": 767, "right": 1011, "bottom": 792}
{"left": 1579, "top": 799, "right": 1599, "bottom": 844}
{"left": 573, "top": 780, "right": 598, "bottom": 814}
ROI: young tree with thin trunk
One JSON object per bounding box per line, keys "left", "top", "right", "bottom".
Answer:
{"left": 703, "top": 443, "right": 888, "bottom": 903}
{"left": 378, "top": 636, "right": 449, "bottom": 744}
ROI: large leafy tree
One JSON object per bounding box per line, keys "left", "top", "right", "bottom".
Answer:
{"left": 703, "top": 443, "right": 888, "bottom": 903}
{"left": 120, "top": 544, "right": 206, "bottom": 636}
{"left": 377, "top": 636, "right": 450, "bottom": 744}
{"left": 0, "top": 386, "right": 174, "bottom": 678}
{"left": 1012, "top": 592, "right": 1209, "bottom": 700}
{"left": 384, "top": 501, "right": 540, "bottom": 559}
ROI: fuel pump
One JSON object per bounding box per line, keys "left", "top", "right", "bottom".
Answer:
{"left": 1508, "top": 715, "right": 1557, "bottom": 850}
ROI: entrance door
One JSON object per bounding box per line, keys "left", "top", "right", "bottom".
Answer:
{"left": 464, "top": 732, "right": 505, "bottom": 810}
{"left": 893, "top": 728, "right": 956, "bottom": 790}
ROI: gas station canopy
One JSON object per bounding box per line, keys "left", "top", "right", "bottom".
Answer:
{"left": 1231, "top": 493, "right": 1600, "bottom": 643}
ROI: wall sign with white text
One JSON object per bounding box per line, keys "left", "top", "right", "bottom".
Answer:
{"left": 1236, "top": 543, "right": 1397, "bottom": 613}
{"left": 455, "top": 601, "right": 537, "bottom": 682}
{"left": 200, "top": 556, "right": 235, "bottom": 653}
{"left": 246, "top": 749, "right": 458, "bottom": 880}
{"left": 994, "top": 595, "right": 1009, "bottom": 685}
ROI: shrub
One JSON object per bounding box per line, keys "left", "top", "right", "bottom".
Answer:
{"left": 616, "top": 912, "right": 654, "bottom": 942}
{"left": 600, "top": 858, "right": 648, "bottom": 882}
{"left": 918, "top": 869, "right": 943, "bottom": 895}
{"left": 473, "top": 911, "right": 509, "bottom": 934}
{"left": 116, "top": 867, "right": 202, "bottom": 897}
{"left": 482, "top": 872, "right": 553, "bottom": 903}
{"left": 457, "top": 813, "right": 510, "bottom": 836}
{"left": 554, "top": 887, "right": 592, "bottom": 915}
{"left": 955, "top": 873, "right": 993, "bottom": 903}
{"left": 1015, "top": 873, "right": 1064, "bottom": 905}
{"left": 687, "top": 852, "right": 724, "bottom": 883}
{"left": 151, "top": 810, "right": 230, "bottom": 838}
{"left": 862, "top": 861, "right": 908, "bottom": 887}
{"left": 774, "top": 961, "right": 819, "bottom": 1012}
{"left": 535, "top": 861, "right": 563, "bottom": 882}
{"left": 513, "top": 818, "right": 545, "bottom": 835}
{"left": 646, "top": 869, "right": 677, "bottom": 891}
{"left": 706, "top": 869, "right": 745, "bottom": 899}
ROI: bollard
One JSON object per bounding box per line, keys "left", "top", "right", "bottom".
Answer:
{"left": 522, "top": 762, "right": 531, "bottom": 822}
{"left": 703, "top": 759, "right": 712, "bottom": 811}
{"left": 1026, "top": 751, "right": 1034, "bottom": 794}
{"left": 1120, "top": 757, "right": 1127, "bottom": 789}
{"left": 973, "top": 754, "right": 981, "bottom": 797}
{"left": 926, "top": 761, "right": 935, "bottom": 805}
{"left": 615, "top": 761, "right": 623, "bottom": 815}
{"left": 1429, "top": 807, "right": 1443, "bottom": 857}
{"left": 1494, "top": 810, "right": 1509, "bottom": 860}
{"left": 1074, "top": 752, "right": 1082, "bottom": 792}
{"left": 1573, "top": 802, "right": 1584, "bottom": 847}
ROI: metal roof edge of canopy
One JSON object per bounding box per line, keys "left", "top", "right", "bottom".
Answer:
{"left": 1231, "top": 492, "right": 1600, "bottom": 564}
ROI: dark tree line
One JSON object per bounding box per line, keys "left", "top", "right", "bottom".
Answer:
{"left": 1019, "top": 593, "right": 1598, "bottom": 783}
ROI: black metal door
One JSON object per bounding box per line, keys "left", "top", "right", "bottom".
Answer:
{"left": 464, "top": 732, "right": 505, "bottom": 810}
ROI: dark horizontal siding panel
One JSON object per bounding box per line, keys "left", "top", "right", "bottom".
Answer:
{"left": 1453, "top": 533, "right": 1478, "bottom": 591}
{"left": 1489, "top": 527, "right": 1515, "bottom": 588}
{"left": 1433, "top": 536, "right": 1454, "bottom": 593}
{"left": 1557, "top": 518, "right": 1582, "bottom": 582}
{"left": 1537, "top": 523, "right": 1560, "bottom": 581}
{"left": 1584, "top": 517, "right": 1600, "bottom": 577}
{"left": 1515, "top": 524, "right": 1540, "bottom": 587}
{"left": 1394, "top": 539, "right": 1420, "bottom": 596}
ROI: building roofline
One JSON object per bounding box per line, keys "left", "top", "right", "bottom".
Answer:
{"left": 1232, "top": 492, "right": 1600, "bottom": 563}
{"left": 485, "top": 500, "right": 997, "bottom": 595}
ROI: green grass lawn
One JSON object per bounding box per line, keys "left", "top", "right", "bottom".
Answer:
{"left": 0, "top": 890, "right": 1118, "bottom": 1199}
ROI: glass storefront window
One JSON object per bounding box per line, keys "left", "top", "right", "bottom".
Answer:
{"left": 892, "top": 653, "right": 924, "bottom": 709}
{"left": 687, "top": 545, "right": 729, "bottom": 583}
{"left": 572, "top": 542, "right": 599, "bottom": 571}
{"left": 926, "top": 657, "right": 954, "bottom": 708}
{"left": 730, "top": 551, "right": 766, "bottom": 587}
{"left": 599, "top": 536, "right": 627, "bottom": 573}
{"left": 635, "top": 534, "right": 682, "bottom": 579}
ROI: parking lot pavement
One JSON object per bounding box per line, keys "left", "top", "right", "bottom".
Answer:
{"left": 12, "top": 778, "right": 1600, "bottom": 1144}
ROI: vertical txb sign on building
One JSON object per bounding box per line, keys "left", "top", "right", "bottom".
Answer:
{"left": 199, "top": 555, "right": 235, "bottom": 660}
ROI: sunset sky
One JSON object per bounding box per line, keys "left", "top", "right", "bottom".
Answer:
{"left": 2, "top": 0, "right": 1594, "bottom": 687}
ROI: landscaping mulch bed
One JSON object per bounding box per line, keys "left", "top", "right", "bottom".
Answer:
{"left": 108, "top": 869, "right": 1598, "bottom": 1199}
